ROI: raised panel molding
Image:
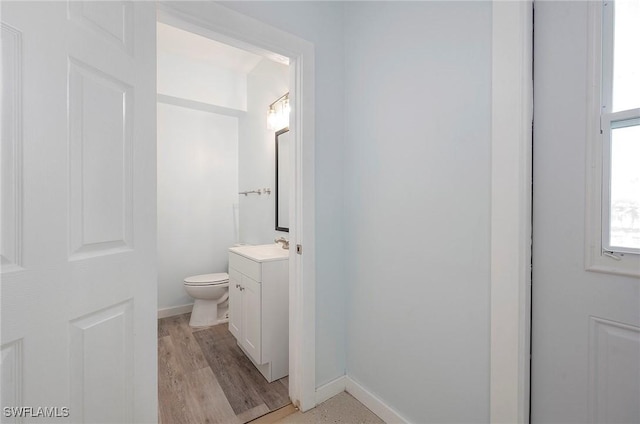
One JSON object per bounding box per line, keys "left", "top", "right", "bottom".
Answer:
{"left": 1, "top": 339, "right": 24, "bottom": 423}
{"left": 589, "top": 317, "right": 640, "bottom": 424}
{"left": 68, "top": 58, "right": 133, "bottom": 260}
{"left": 1, "top": 23, "right": 24, "bottom": 273}
{"left": 67, "top": 1, "right": 133, "bottom": 54}
{"left": 69, "top": 300, "right": 133, "bottom": 423}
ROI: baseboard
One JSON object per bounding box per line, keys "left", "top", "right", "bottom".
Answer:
{"left": 345, "top": 376, "right": 410, "bottom": 424}
{"left": 157, "top": 303, "right": 193, "bottom": 319}
{"left": 314, "top": 375, "right": 409, "bottom": 423}
{"left": 315, "top": 375, "right": 346, "bottom": 405}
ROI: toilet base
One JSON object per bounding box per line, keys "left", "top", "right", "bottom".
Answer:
{"left": 189, "top": 299, "right": 219, "bottom": 327}
{"left": 189, "top": 300, "right": 228, "bottom": 328}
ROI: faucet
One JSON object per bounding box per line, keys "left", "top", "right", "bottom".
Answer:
{"left": 275, "top": 237, "right": 289, "bottom": 250}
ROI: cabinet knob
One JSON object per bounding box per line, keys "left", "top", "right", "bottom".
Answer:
{"left": 236, "top": 284, "right": 240, "bottom": 288}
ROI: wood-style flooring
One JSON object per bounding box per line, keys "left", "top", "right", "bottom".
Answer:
{"left": 158, "top": 313, "right": 290, "bottom": 424}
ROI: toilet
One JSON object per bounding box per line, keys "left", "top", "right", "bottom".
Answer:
{"left": 183, "top": 272, "right": 229, "bottom": 328}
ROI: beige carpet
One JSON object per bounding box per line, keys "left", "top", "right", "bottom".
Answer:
{"left": 274, "top": 392, "right": 384, "bottom": 424}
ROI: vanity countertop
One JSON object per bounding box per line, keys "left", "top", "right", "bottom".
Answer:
{"left": 229, "top": 244, "right": 289, "bottom": 263}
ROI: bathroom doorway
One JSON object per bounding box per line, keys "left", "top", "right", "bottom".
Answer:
{"left": 155, "top": 22, "right": 288, "bottom": 322}
{"left": 155, "top": 3, "right": 316, "bottom": 421}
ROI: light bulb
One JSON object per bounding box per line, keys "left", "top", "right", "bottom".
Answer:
{"left": 283, "top": 98, "right": 291, "bottom": 115}
{"left": 267, "top": 107, "right": 277, "bottom": 130}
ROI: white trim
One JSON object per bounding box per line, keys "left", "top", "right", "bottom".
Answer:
{"left": 600, "top": 0, "right": 614, "bottom": 114}
{"left": 314, "top": 375, "right": 346, "bottom": 405}
{"left": 490, "top": 1, "right": 533, "bottom": 423}
{"left": 156, "top": 93, "right": 246, "bottom": 117}
{"left": 345, "top": 377, "right": 410, "bottom": 424}
{"left": 157, "top": 303, "right": 193, "bottom": 319}
{"left": 601, "top": 112, "right": 640, "bottom": 256}
{"left": 314, "top": 375, "right": 414, "bottom": 423}
{"left": 156, "top": 1, "right": 316, "bottom": 411}
{"left": 289, "top": 39, "right": 317, "bottom": 414}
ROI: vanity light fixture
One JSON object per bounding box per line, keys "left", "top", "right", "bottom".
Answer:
{"left": 267, "top": 106, "right": 278, "bottom": 129}
{"left": 267, "top": 92, "right": 290, "bottom": 130}
{"left": 282, "top": 97, "right": 290, "bottom": 115}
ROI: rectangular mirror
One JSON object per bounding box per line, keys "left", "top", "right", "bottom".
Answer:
{"left": 275, "top": 128, "right": 290, "bottom": 232}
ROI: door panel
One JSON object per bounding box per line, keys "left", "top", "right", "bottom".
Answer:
{"left": 242, "top": 275, "right": 261, "bottom": 363}
{"left": 69, "top": 301, "right": 134, "bottom": 423}
{"left": 229, "top": 270, "right": 242, "bottom": 339}
{"left": 0, "top": 1, "right": 157, "bottom": 422}
{"left": 589, "top": 317, "right": 640, "bottom": 423}
{"left": 68, "top": 1, "right": 134, "bottom": 54}
{"left": 1, "top": 22, "right": 22, "bottom": 273}
{"left": 532, "top": 2, "right": 640, "bottom": 422}
{"left": 68, "top": 58, "right": 134, "bottom": 258}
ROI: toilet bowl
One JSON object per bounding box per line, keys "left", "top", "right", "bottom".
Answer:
{"left": 183, "top": 272, "right": 229, "bottom": 328}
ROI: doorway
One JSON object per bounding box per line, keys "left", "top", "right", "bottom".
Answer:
{"left": 155, "top": 16, "right": 293, "bottom": 423}
{"left": 155, "top": 1, "right": 318, "bottom": 417}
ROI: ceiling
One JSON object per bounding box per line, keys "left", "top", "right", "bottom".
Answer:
{"left": 157, "top": 22, "right": 263, "bottom": 74}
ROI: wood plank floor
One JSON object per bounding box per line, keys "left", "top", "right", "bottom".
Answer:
{"left": 158, "top": 313, "right": 290, "bottom": 424}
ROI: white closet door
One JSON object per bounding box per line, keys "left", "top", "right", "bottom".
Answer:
{"left": 532, "top": 2, "right": 639, "bottom": 423}
{"left": 1, "top": 2, "right": 157, "bottom": 422}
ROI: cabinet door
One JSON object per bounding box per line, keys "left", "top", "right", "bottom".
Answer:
{"left": 228, "top": 270, "right": 242, "bottom": 340}
{"left": 241, "top": 275, "right": 262, "bottom": 363}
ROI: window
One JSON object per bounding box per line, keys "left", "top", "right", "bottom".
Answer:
{"left": 603, "top": 121, "right": 640, "bottom": 253}
{"left": 586, "top": 0, "right": 640, "bottom": 276}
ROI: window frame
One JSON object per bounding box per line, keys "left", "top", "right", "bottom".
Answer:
{"left": 585, "top": 0, "right": 640, "bottom": 277}
{"left": 601, "top": 113, "right": 640, "bottom": 255}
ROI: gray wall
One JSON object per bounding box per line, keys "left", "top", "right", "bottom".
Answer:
{"left": 221, "top": 3, "right": 494, "bottom": 421}
{"left": 342, "top": 2, "right": 492, "bottom": 422}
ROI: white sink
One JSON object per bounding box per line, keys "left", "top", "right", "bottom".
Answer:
{"left": 229, "top": 244, "right": 289, "bottom": 262}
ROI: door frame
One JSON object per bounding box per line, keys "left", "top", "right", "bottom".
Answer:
{"left": 156, "top": 2, "right": 317, "bottom": 412}
{"left": 490, "top": 1, "right": 533, "bottom": 423}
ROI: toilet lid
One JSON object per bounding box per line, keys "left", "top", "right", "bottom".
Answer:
{"left": 184, "top": 272, "right": 229, "bottom": 286}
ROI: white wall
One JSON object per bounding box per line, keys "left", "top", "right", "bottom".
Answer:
{"left": 238, "top": 59, "right": 289, "bottom": 245}
{"left": 157, "top": 103, "right": 238, "bottom": 309}
{"left": 157, "top": 50, "right": 247, "bottom": 110}
{"left": 156, "top": 23, "right": 253, "bottom": 311}
{"left": 343, "top": 2, "right": 492, "bottom": 423}
{"left": 220, "top": 1, "right": 347, "bottom": 388}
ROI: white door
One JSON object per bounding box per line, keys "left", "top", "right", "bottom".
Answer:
{"left": 532, "top": 1, "right": 639, "bottom": 423}
{"left": 1, "top": 2, "right": 157, "bottom": 423}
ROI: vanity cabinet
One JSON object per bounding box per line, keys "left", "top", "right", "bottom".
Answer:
{"left": 228, "top": 245, "right": 289, "bottom": 382}
{"left": 229, "top": 271, "right": 261, "bottom": 361}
